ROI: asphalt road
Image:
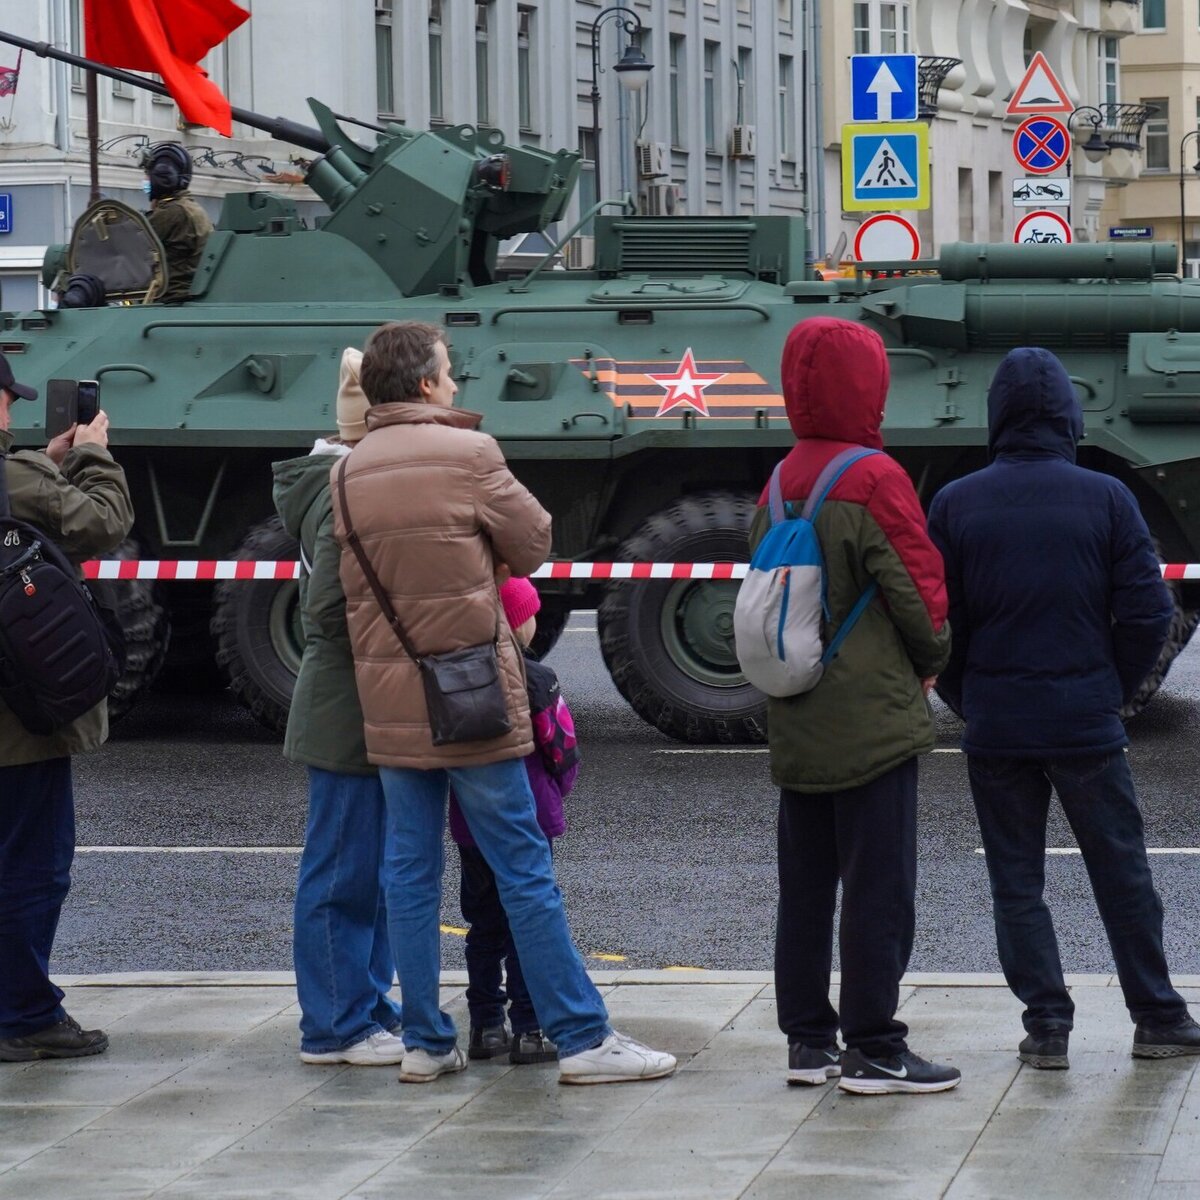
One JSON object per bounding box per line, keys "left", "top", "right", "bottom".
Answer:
{"left": 58, "top": 614, "right": 1200, "bottom": 976}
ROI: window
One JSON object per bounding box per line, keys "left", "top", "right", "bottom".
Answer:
{"left": 475, "top": 4, "right": 491, "bottom": 126}
{"left": 669, "top": 34, "right": 684, "bottom": 148}
{"left": 737, "top": 0, "right": 752, "bottom": 15}
{"left": 778, "top": 55, "right": 794, "bottom": 159}
{"left": 988, "top": 172, "right": 1003, "bottom": 243}
{"left": 853, "top": 1, "right": 910, "bottom": 54}
{"left": 578, "top": 128, "right": 597, "bottom": 233}
{"left": 1142, "top": 0, "right": 1165, "bottom": 30}
{"left": 703, "top": 41, "right": 717, "bottom": 152}
{"left": 778, "top": 0, "right": 792, "bottom": 22}
{"left": 1099, "top": 37, "right": 1119, "bottom": 108}
{"left": 69, "top": 0, "right": 84, "bottom": 91}
{"left": 736, "top": 47, "right": 753, "bottom": 124}
{"left": 958, "top": 169, "right": 973, "bottom": 242}
{"left": 1143, "top": 98, "right": 1169, "bottom": 171}
{"left": 853, "top": 4, "right": 870, "bottom": 55}
{"left": 375, "top": 0, "right": 395, "bottom": 117}
{"left": 429, "top": 0, "right": 444, "bottom": 122}
{"left": 517, "top": 7, "right": 533, "bottom": 131}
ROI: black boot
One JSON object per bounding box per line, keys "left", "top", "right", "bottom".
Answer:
{"left": 0, "top": 1015, "right": 109, "bottom": 1062}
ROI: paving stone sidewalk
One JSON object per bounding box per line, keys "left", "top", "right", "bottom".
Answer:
{"left": 1, "top": 972, "right": 1198, "bottom": 1200}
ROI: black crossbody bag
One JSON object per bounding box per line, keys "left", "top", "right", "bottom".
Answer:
{"left": 335, "top": 457, "right": 512, "bottom": 747}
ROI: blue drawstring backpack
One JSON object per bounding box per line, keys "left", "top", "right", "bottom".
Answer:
{"left": 734, "top": 447, "right": 880, "bottom": 697}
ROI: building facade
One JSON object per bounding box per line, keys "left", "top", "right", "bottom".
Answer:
{"left": 1100, "top": 0, "right": 1200, "bottom": 275}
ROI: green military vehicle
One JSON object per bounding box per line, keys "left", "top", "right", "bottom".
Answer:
{"left": 4, "top": 35, "right": 1199, "bottom": 741}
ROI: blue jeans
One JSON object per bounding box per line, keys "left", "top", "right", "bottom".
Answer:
{"left": 380, "top": 758, "right": 609, "bottom": 1058}
{"left": 293, "top": 768, "right": 402, "bottom": 1053}
{"left": 0, "top": 758, "right": 73, "bottom": 1039}
{"left": 969, "top": 751, "right": 1188, "bottom": 1034}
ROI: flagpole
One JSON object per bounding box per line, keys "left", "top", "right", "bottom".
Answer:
{"left": 86, "top": 68, "right": 100, "bottom": 203}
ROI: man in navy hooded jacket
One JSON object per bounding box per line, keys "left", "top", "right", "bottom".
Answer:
{"left": 929, "top": 347, "right": 1199, "bottom": 1070}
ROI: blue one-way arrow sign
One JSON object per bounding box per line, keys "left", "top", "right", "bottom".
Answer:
{"left": 851, "top": 54, "right": 919, "bottom": 123}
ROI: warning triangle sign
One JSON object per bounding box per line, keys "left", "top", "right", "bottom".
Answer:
{"left": 855, "top": 139, "right": 915, "bottom": 191}
{"left": 1006, "top": 51, "right": 1072, "bottom": 116}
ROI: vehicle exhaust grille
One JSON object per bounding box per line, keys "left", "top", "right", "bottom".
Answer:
{"left": 618, "top": 229, "right": 754, "bottom": 273}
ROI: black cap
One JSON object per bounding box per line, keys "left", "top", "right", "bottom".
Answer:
{"left": 0, "top": 352, "right": 37, "bottom": 402}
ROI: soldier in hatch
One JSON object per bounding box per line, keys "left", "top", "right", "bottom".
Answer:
{"left": 142, "top": 142, "right": 213, "bottom": 304}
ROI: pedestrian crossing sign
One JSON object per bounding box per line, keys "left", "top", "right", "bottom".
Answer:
{"left": 841, "top": 122, "right": 930, "bottom": 211}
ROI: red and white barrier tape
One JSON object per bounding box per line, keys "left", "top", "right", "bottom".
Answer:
{"left": 77, "top": 560, "right": 1200, "bottom": 582}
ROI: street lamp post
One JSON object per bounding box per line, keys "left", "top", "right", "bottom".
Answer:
{"left": 588, "top": 6, "right": 653, "bottom": 203}
{"left": 1179, "top": 130, "right": 1200, "bottom": 277}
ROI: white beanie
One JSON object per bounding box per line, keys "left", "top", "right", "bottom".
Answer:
{"left": 336, "top": 347, "right": 368, "bottom": 443}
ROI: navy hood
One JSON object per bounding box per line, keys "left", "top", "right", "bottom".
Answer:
{"left": 986, "top": 347, "right": 1082, "bottom": 463}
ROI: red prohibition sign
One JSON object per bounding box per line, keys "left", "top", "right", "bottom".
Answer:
{"left": 1013, "top": 115, "right": 1071, "bottom": 175}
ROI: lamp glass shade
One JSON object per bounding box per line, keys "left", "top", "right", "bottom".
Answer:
{"left": 1081, "top": 132, "right": 1109, "bottom": 164}
{"left": 614, "top": 46, "right": 653, "bottom": 93}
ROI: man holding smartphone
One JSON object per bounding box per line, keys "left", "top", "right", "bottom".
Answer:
{"left": 0, "top": 354, "right": 134, "bottom": 1062}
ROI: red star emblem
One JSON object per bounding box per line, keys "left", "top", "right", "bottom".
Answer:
{"left": 645, "top": 348, "right": 726, "bottom": 418}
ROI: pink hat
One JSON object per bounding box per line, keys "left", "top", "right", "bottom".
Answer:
{"left": 500, "top": 577, "right": 541, "bottom": 631}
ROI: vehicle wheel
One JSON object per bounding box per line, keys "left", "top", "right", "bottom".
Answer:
{"left": 597, "top": 492, "right": 766, "bottom": 743}
{"left": 1121, "top": 593, "right": 1199, "bottom": 719}
{"left": 89, "top": 538, "right": 171, "bottom": 723}
{"left": 211, "top": 517, "right": 301, "bottom": 735}
{"left": 529, "top": 595, "right": 570, "bottom": 661}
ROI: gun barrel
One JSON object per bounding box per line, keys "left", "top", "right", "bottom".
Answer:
{"left": 0, "top": 28, "right": 330, "bottom": 153}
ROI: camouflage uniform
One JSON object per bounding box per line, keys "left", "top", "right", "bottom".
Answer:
{"left": 148, "top": 191, "right": 213, "bottom": 303}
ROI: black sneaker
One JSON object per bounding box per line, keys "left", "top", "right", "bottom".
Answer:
{"left": 510, "top": 1029, "right": 558, "bottom": 1065}
{"left": 787, "top": 1042, "right": 841, "bottom": 1086}
{"left": 1132, "top": 1016, "right": 1200, "bottom": 1059}
{"left": 1018, "top": 1031, "right": 1070, "bottom": 1070}
{"left": 0, "top": 1015, "right": 109, "bottom": 1062}
{"left": 467, "top": 1024, "right": 511, "bottom": 1060}
{"left": 837, "top": 1048, "right": 961, "bottom": 1095}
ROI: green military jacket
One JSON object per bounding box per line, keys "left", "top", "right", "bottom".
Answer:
{"left": 272, "top": 447, "right": 373, "bottom": 776}
{"left": 749, "top": 494, "right": 951, "bottom": 793}
{"left": 0, "top": 430, "right": 134, "bottom": 766}
{"left": 149, "top": 191, "right": 213, "bottom": 303}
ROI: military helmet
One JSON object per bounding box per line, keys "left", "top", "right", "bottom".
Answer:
{"left": 142, "top": 142, "right": 193, "bottom": 193}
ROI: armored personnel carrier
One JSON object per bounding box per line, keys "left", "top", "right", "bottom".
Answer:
{"left": 4, "top": 34, "right": 1200, "bottom": 741}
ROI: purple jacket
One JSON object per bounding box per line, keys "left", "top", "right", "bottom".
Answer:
{"left": 449, "top": 654, "right": 579, "bottom": 845}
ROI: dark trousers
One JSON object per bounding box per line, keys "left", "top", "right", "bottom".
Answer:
{"left": 458, "top": 842, "right": 543, "bottom": 1035}
{"left": 775, "top": 757, "right": 917, "bottom": 1058}
{"left": 0, "top": 758, "right": 74, "bottom": 1039}
{"left": 969, "top": 751, "right": 1187, "bottom": 1034}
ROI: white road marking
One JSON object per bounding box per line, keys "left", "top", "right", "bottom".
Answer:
{"left": 77, "top": 846, "right": 303, "bottom": 854}
{"left": 973, "top": 848, "right": 1200, "bottom": 856}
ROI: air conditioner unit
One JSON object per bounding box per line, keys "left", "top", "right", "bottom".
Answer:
{"left": 565, "top": 235, "right": 595, "bottom": 269}
{"left": 636, "top": 140, "right": 669, "bottom": 179}
{"left": 731, "top": 123, "right": 757, "bottom": 158}
{"left": 641, "top": 183, "right": 682, "bottom": 217}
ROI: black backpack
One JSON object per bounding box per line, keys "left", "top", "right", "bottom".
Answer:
{"left": 0, "top": 453, "right": 123, "bottom": 736}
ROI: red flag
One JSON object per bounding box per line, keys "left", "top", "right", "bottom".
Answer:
{"left": 84, "top": 0, "right": 249, "bottom": 137}
{"left": 0, "top": 49, "right": 21, "bottom": 98}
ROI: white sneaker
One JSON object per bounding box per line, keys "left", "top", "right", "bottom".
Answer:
{"left": 398, "top": 1045, "right": 468, "bottom": 1084}
{"left": 300, "top": 1029, "right": 406, "bottom": 1066}
{"left": 558, "top": 1031, "right": 677, "bottom": 1085}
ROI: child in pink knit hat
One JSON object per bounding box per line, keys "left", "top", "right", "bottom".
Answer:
{"left": 448, "top": 577, "right": 580, "bottom": 1066}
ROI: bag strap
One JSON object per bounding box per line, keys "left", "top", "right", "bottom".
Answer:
{"left": 334, "top": 456, "right": 424, "bottom": 665}
{"left": 0, "top": 453, "right": 10, "bottom": 521}
{"left": 801, "top": 447, "right": 880, "bottom": 522}
{"left": 767, "top": 463, "right": 787, "bottom": 525}
{"left": 820, "top": 579, "right": 879, "bottom": 666}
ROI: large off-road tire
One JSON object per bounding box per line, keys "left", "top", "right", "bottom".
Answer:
{"left": 529, "top": 594, "right": 570, "bottom": 661}
{"left": 597, "top": 492, "right": 766, "bottom": 743}
{"left": 89, "top": 538, "right": 170, "bottom": 724}
{"left": 1122, "top": 595, "right": 1200, "bottom": 719}
{"left": 211, "top": 517, "right": 301, "bottom": 735}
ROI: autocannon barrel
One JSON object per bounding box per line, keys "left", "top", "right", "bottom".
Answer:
{"left": 937, "top": 241, "right": 1178, "bottom": 282}
{"left": 0, "top": 29, "right": 331, "bottom": 154}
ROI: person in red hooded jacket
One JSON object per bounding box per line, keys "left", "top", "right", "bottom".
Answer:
{"left": 747, "top": 318, "right": 956, "bottom": 1095}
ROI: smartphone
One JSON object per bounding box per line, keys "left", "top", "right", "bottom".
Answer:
{"left": 45, "top": 378, "right": 100, "bottom": 440}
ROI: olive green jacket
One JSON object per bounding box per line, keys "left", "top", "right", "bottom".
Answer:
{"left": 272, "top": 446, "right": 372, "bottom": 776}
{"left": 0, "top": 429, "right": 134, "bottom": 766}
{"left": 749, "top": 496, "right": 950, "bottom": 793}
{"left": 149, "top": 191, "right": 213, "bottom": 303}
